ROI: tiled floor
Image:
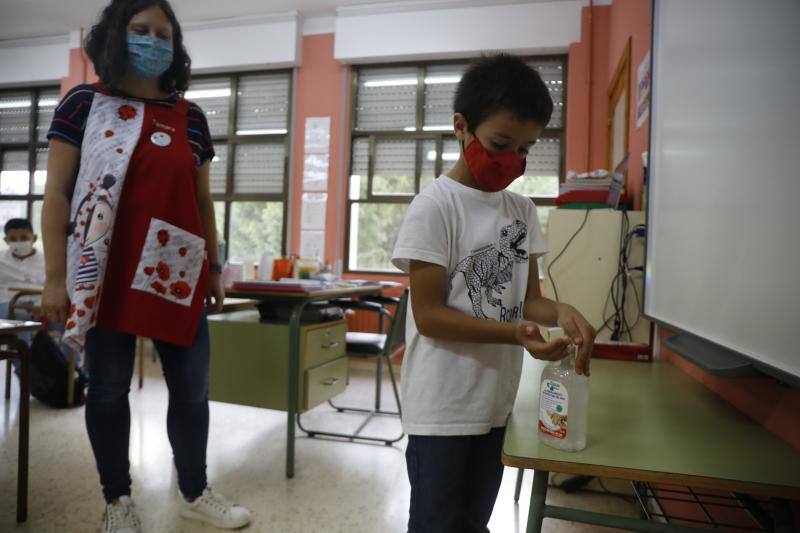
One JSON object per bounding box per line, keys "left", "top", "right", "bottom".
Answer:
{"left": 1, "top": 356, "right": 640, "bottom": 532}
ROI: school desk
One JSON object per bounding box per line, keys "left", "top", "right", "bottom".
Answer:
{"left": 1, "top": 318, "right": 42, "bottom": 523}
{"left": 211, "top": 285, "right": 383, "bottom": 478}
{"left": 503, "top": 358, "right": 800, "bottom": 533}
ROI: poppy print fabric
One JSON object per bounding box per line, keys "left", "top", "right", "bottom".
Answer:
{"left": 131, "top": 218, "right": 206, "bottom": 307}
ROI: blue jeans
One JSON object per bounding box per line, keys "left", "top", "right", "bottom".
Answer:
{"left": 84, "top": 316, "right": 210, "bottom": 503}
{"left": 406, "top": 427, "right": 506, "bottom": 533}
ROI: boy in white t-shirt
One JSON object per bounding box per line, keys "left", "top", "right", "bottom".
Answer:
{"left": 0, "top": 218, "right": 46, "bottom": 349}
{"left": 392, "top": 54, "right": 596, "bottom": 533}
{"left": 0, "top": 218, "right": 46, "bottom": 310}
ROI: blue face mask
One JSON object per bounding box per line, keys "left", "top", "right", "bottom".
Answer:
{"left": 127, "top": 34, "right": 174, "bottom": 80}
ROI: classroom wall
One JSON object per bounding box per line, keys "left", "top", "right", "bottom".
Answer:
{"left": 607, "top": 0, "right": 651, "bottom": 210}
{"left": 565, "top": 5, "right": 611, "bottom": 176}
{"left": 0, "top": 35, "right": 71, "bottom": 87}
{"left": 288, "top": 33, "right": 348, "bottom": 268}
{"left": 60, "top": 47, "right": 98, "bottom": 94}
{"left": 183, "top": 15, "right": 302, "bottom": 72}
{"left": 334, "top": 0, "right": 582, "bottom": 64}
{"left": 564, "top": 1, "right": 651, "bottom": 210}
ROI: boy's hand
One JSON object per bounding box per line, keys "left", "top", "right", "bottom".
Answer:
{"left": 516, "top": 322, "right": 572, "bottom": 361}
{"left": 556, "top": 304, "right": 596, "bottom": 376}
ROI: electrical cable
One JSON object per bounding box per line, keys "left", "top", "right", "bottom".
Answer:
{"left": 547, "top": 209, "right": 591, "bottom": 303}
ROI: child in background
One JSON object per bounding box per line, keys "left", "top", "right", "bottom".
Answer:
{"left": 0, "top": 218, "right": 46, "bottom": 322}
{"left": 392, "top": 54, "right": 596, "bottom": 532}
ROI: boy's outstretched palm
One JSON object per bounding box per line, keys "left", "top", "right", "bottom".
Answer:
{"left": 515, "top": 323, "right": 572, "bottom": 362}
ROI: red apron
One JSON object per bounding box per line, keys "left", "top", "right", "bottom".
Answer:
{"left": 95, "top": 93, "right": 208, "bottom": 347}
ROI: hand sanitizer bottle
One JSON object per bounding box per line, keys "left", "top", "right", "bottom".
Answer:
{"left": 538, "top": 328, "right": 589, "bottom": 452}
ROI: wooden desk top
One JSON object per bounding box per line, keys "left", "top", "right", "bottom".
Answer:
{"left": 503, "top": 358, "right": 800, "bottom": 499}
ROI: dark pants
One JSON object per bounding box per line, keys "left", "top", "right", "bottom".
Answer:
{"left": 406, "top": 427, "right": 506, "bottom": 533}
{"left": 84, "top": 316, "right": 210, "bottom": 503}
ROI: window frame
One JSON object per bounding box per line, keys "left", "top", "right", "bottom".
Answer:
{"left": 0, "top": 85, "right": 60, "bottom": 231}
{"left": 344, "top": 55, "right": 568, "bottom": 275}
{"left": 192, "top": 69, "right": 294, "bottom": 259}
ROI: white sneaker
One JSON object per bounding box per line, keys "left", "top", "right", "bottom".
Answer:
{"left": 102, "top": 496, "right": 142, "bottom": 533}
{"left": 180, "top": 487, "right": 252, "bottom": 529}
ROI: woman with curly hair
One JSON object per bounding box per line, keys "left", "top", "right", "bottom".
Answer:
{"left": 41, "top": 1, "right": 251, "bottom": 531}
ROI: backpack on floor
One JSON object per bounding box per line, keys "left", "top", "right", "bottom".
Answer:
{"left": 15, "top": 330, "right": 88, "bottom": 408}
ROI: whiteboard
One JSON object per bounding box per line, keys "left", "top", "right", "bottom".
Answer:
{"left": 645, "top": 0, "right": 800, "bottom": 380}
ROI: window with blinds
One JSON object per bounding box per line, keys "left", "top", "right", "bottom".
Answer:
{"left": 186, "top": 71, "right": 292, "bottom": 262}
{"left": 346, "top": 57, "right": 567, "bottom": 273}
{"left": 0, "top": 87, "right": 59, "bottom": 242}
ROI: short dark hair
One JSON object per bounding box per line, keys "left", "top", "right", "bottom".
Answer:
{"left": 84, "top": 0, "right": 191, "bottom": 93}
{"left": 454, "top": 53, "right": 553, "bottom": 133}
{"left": 4, "top": 219, "right": 33, "bottom": 234}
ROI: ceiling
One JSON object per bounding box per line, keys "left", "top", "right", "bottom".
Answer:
{"left": 0, "top": 0, "right": 405, "bottom": 41}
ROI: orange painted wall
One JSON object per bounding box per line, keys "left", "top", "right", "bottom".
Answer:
{"left": 565, "top": 5, "right": 610, "bottom": 175}
{"left": 288, "top": 34, "right": 348, "bottom": 269}
{"left": 607, "top": 0, "right": 651, "bottom": 211}
{"left": 60, "top": 48, "right": 98, "bottom": 95}
{"left": 565, "top": 1, "right": 651, "bottom": 210}
{"left": 286, "top": 35, "right": 410, "bottom": 286}
{"left": 60, "top": 30, "right": 97, "bottom": 96}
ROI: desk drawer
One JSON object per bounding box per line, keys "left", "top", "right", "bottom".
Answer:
{"left": 304, "top": 357, "right": 348, "bottom": 410}
{"left": 303, "top": 322, "right": 346, "bottom": 369}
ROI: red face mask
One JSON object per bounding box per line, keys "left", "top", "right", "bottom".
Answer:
{"left": 463, "top": 137, "right": 527, "bottom": 192}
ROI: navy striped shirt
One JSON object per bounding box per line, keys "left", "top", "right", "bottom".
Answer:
{"left": 47, "top": 83, "right": 215, "bottom": 167}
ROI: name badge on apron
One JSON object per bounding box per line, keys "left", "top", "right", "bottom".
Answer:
{"left": 151, "top": 131, "right": 172, "bottom": 147}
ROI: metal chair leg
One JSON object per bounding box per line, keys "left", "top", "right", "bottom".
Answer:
{"left": 375, "top": 349, "right": 383, "bottom": 410}
{"left": 385, "top": 350, "right": 402, "bottom": 418}
{"left": 5, "top": 358, "right": 11, "bottom": 400}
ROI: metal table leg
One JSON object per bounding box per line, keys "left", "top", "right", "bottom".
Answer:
{"left": 773, "top": 498, "right": 792, "bottom": 533}
{"left": 527, "top": 469, "right": 548, "bottom": 533}
{"left": 1, "top": 336, "right": 30, "bottom": 523}
{"left": 286, "top": 301, "right": 307, "bottom": 479}
{"left": 514, "top": 468, "right": 525, "bottom": 502}
{"left": 17, "top": 339, "right": 29, "bottom": 523}
{"left": 137, "top": 338, "right": 145, "bottom": 390}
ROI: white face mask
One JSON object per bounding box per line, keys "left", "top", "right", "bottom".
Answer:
{"left": 9, "top": 241, "right": 34, "bottom": 257}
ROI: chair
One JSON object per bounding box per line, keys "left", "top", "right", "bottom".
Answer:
{"left": 297, "top": 289, "right": 408, "bottom": 445}
{"left": 5, "top": 290, "right": 39, "bottom": 401}
{"left": 0, "top": 319, "right": 42, "bottom": 523}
